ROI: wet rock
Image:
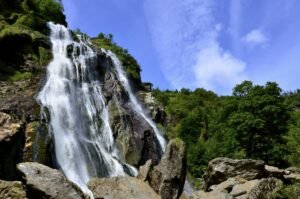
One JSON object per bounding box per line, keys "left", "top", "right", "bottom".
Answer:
{"left": 152, "top": 106, "right": 167, "bottom": 125}
{"left": 88, "top": 177, "right": 160, "bottom": 199}
{"left": 203, "top": 158, "right": 265, "bottom": 190}
{"left": 138, "top": 129, "right": 162, "bottom": 166}
{"left": 0, "top": 112, "right": 25, "bottom": 180}
{"left": 23, "top": 122, "right": 37, "bottom": 162}
{"left": 22, "top": 121, "right": 53, "bottom": 166}
{"left": 108, "top": 99, "right": 143, "bottom": 166}
{"left": 146, "top": 138, "right": 187, "bottom": 199}
{"left": 0, "top": 180, "right": 27, "bottom": 199}
{"left": 102, "top": 63, "right": 162, "bottom": 167}
{"left": 17, "top": 162, "right": 85, "bottom": 199}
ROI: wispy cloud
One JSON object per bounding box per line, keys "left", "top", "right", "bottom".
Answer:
{"left": 144, "top": 0, "right": 247, "bottom": 94}
{"left": 242, "top": 29, "right": 268, "bottom": 46}
{"left": 194, "top": 40, "right": 247, "bottom": 93}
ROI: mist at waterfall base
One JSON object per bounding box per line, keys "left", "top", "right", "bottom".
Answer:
{"left": 37, "top": 22, "right": 167, "bottom": 196}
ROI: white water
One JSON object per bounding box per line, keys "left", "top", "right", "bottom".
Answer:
{"left": 105, "top": 51, "right": 166, "bottom": 152}
{"left": 37, "top": 22, "right": 137, "bottom": 197}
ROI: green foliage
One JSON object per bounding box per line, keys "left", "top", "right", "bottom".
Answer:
{"left": 33, "top": 0, "right": 66, "bottom": 25}
{"left": 153, "top": 88, "right": 219, "bottom": 178}
{"left": 38, "top": 46, "right": 51, "bottom": 64}
{"left": 226, "top": 81, "right": 290, "bottom": 166}
{"left": 155, "top": 81, "right": 297, "bottom": 181}
{"left": 92, "top": 33, "right": 142, "bottom": 86}
{"left": 0, "top": 0, "right": 60, "bottom": 80}
{"left": 8, "top": 71, "right": 32, "bottom": 81}
{"left": 0, "top": 0, "right": 66, "bottom": 34}
{"left": 274, "top": 182, "right": 300, "bottom": 199}
{"left": 285, "top": 110, "right": 300, "bottom": 167}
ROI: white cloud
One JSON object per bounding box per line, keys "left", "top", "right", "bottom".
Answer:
{"left": 242, "top": 29, "right": 268, "bottom": 46}
{"left": 194, "top": 41, "right": 247, "bottom": 93}
{"left": 144, "top": 0, "right": 247, "bottom": 94}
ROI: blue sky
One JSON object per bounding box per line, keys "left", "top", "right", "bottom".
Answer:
{"left": 62, "top": 0, "right": 300, "bottom": 95}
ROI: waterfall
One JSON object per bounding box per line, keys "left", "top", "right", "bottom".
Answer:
{"left": 37, "top": 22, "right": 137, "bottom": 197}
{"left": 105, "top": 51, "right": 166, "bottom": 152}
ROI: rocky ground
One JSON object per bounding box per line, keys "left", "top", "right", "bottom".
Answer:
{"left": 0, "top": 138, "right": 187, "bottom": 199}
{"left": 1, "top": 135, "right": 300, "bottom": 199}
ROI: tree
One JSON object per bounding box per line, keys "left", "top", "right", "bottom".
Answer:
{"left": 33, "top": 0, "right": 66, "bottom": 25}
{"left": 225, "top": 81, "right": 290, "bottom": 166}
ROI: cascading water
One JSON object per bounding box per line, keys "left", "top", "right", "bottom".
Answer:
{"left": 37, "top": 22, "right": 137, "bottom": 197}
{"left": 105, "top": 51, "right": 166, "bottom": 152}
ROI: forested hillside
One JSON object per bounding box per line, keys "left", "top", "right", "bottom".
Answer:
{"left": 154, "top": 81, "right": 300, "bottom": 184}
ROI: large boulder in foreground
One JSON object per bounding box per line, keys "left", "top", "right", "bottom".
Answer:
{"left": 204, "top": 158, "right": 266, "bottom": 189}
{"left": 139, "top": 138, "right": 187, "bottom": 199}
{"left": 17, "top": 162, "right": 84, "bottom": 199}
{"left": 0, "top": 179, "right": 27, "bottom": 199}
{"left": 88, "top": 177, "right": 160, "bottom": 199}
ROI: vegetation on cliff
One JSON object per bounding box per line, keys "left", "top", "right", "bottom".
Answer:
{"left": 0, "top": 0, "right": 66, "bottom": 81}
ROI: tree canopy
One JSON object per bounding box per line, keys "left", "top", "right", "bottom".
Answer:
{"left": 154, "top": 81, "right": 298, "bottom": 183}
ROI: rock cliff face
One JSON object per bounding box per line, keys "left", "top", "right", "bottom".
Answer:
{"left": 0, "top": 0, "right": 65, "bottom": 179}
{"left": 99, "top": 53, "right": 163, "bottom": 166}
